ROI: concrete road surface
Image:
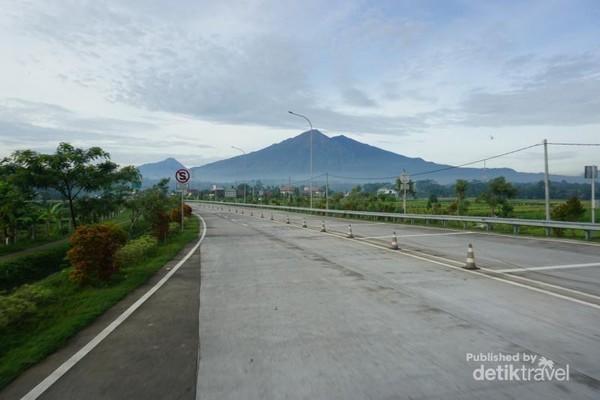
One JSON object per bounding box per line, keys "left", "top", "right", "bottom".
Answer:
{"left": 2, "top": 204, "right": 599, "bottom": 399}
{"left": 195, "top": 205, "right": 600, "bottom": 399}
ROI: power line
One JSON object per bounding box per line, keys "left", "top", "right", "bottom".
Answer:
{"left": 548, "top": 143, "right": 600, "bottom": 146}
{"left": 288, "top": 141, "right": 597, "bottom": 184}
{"left": 327, "top": 142, "right": 544, "bottom": 181}
{"left": 412, "top": 142, "right": 543, "bottom": 177}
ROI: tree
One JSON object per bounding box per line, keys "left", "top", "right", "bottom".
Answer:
{"left": 550, "top": 196, "right": 586, "bottom": 237}
{"left": 453, "top": 179, "right": 470, "bottom": 215}
{"left": 478, "top": 177, "right": 517, "bottom": 217}
{"left": 138, "top": 179, "right": 178, "bottom": 243}
{"left": 9, "top": 143, "right": 140, "bottom": 228}
{"left": 0, "top": 159, "right": 36, "bottom": 244}
{"left": 551, "top": 196, "right": 586, "bottom": 222}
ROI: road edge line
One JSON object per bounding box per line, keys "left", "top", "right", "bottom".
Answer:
{"left": 21, "top": 214, "right": 207, "bottom": 400}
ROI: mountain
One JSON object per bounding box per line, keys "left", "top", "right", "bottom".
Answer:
{"left": 137, "top": 157, "right": 186, "bottom": 180}
{"left": 189, "top": 131, "right": 570, "bottom": 185}
{"left": 138, "top": 131, "right": 581, "bottom": 187}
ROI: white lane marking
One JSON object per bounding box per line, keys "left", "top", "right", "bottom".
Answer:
{"left": 397, "top": 231, "right": 474, "bottom": 238}
{"left": 402, "top": 250, "right": 600, "bottom": 302}
{"left": 279, "top": 219, "right": 600, "bottom": 310}
{"left": 21, "top": 214, "right": 207, "bottom": 400}
{"left": 357, "top": 232, "right": 473, "bottom": 240}
{"left": 254, "top": 210, "right": 600, "bottom": 309}
{"left": 354, "top": 238, "right": 600, "bottom": 310}
{"left": 494, "top": 262, "right": 600, "bottom": 273}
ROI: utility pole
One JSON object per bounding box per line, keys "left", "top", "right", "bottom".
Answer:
{"left": 543, "top": 139, "right": 550, "bottom": 221}
{"left": 326, "top": 172, "right": 329, "bottom": 211}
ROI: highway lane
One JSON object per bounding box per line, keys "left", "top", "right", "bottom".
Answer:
{"left": 196, "top": 204, "right": 600, "bottom": 399}
{"left": 205, "top": 204, "right": 600, "bottom": 299}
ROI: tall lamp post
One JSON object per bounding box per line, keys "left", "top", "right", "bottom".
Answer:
{"left": 231, "top": 146, "right": 246, "bottom": 204}
{"left": 288, "top": 111, "right": 313, "bottom": 209}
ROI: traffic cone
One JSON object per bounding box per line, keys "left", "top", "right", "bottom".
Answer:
{"left": 302, "top": 218, "right": 307, "bottom": 228}
{"left": 320, "top": 221, "right": 327, "bottom": 232}
{"left": 464, "top": 244, "right": 478, "bottom": 270}
{"left": 391, "top": 232, "right": 399, "bottom": 250}
{"left": 347, "top": 224, "right": 354, "bottom": 238}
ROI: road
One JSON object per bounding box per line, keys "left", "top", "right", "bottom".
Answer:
{"left": 2, "top": 203, "right": 599, "bottom": 399}
{"left": 195, "top": 204, "right": 600, "bottom": 399}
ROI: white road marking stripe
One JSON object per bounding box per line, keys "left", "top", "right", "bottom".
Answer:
{"left": 310, "top": 225, "right": 600, "bottom": 310}
{"left": 397, "top": 231, "right": 474, "bottom": 238}
{"left": 21, "top": 214, "right": 207, "bottom": 400}
{"left": 357, "top": 232, "right": 472, "bottom": 240}
{"left": 493, "top": 262, "right": 600, "bottom": 273}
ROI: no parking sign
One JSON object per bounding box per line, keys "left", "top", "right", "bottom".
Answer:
{"left": 175, "top": 168, "right": 191, "bottom": 184}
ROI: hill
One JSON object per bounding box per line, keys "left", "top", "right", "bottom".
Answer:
{"left": 137, "top": 131, "right": 581, "bottom": 186}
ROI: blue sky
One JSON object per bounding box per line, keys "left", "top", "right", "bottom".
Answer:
{"left": 1, "top": 0, "right": 599, "bottom": 176}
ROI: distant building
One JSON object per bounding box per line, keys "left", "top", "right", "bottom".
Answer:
{"left": 280, "top": 186, "right": 294, "bottom": 196}
{"left": 304, "top": 186, "right": 322, "bottom": 198}
{"left": 377, "top": 187, "right": 398, "bottom": 196}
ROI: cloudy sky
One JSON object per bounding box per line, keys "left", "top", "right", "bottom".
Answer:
{"left": 1, "top": 0, "right": 599, "bottom": 176}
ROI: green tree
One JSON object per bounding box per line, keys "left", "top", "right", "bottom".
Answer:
{"left": 453, "top": 179, "right": 470, "bottom": 215}
{"left": 550, "top": 196, "right": 586, "bottom": 237}
{"left": 138, "top": 179, "right": 178, "bottom": 243}
{"left": 8, "top": 143, "right": 140, "bottom": 228}
{"left": 478, "top": 177, "right": 517, "bottom": 217}
{"left": 0, "top": 160, "right": 36, "bottom": 244}
{"left": 551, "top": 196, "right": 586, "bottom": 222}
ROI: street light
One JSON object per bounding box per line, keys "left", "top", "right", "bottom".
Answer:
{"left": 231, "top": 146, "right": 246, "bottom": 204}
{"left": 288, "top": 110, "right": 313, "bottom": 209}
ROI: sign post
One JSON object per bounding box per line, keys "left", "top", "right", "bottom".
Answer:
{"left": 400, "top": 171, "right": 410, "bottom": 214}
{"left": 175, "top": 168, "right": 191, "bottom": 230}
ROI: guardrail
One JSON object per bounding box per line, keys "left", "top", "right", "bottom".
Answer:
{"left": 194, "top": 201, "right": 600, "bottom": 240}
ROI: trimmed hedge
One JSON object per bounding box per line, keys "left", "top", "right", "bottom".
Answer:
{"left": 0, "top": 244, "right": 70, "bottom": 292}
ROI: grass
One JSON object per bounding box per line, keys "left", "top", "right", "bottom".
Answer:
{"left": 0, "top": 216, "right": 200, "bottom": 390}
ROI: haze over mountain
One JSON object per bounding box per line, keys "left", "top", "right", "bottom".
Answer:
{"left": 138, "top": 131, "right": 581, "bottom": 187}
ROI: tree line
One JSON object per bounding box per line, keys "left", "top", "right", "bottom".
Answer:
{"left": 1, "top": 143, "right": 184, "bottom": 246}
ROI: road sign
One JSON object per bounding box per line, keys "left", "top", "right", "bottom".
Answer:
{"left": 175, "top": 168, "right": 191, "bottom": 183}
{"left": 400, "top": 171, "right": 410, "bottom": 184}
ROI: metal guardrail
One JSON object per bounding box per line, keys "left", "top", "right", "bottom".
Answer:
{"left": 194, "top": 201, "right": 600, "bottom": 240}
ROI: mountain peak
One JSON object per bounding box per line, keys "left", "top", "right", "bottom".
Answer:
{"left": 137, "top": 157, "right": 185, "bottom": 180}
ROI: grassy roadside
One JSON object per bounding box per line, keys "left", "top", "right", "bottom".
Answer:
{"left": 0, "top": 216, "right": 200, "bottom": 390}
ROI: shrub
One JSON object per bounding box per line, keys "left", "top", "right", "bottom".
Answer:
{"left": 0, "top": 243, "right": 70, "bottom": 292}
{"left": 67, "top": 224, "right": 127, "bottom": 285}
{"left": 551, "top": 196, "right": 586, "bottom": 237}
{"left": 169, "top": 204, "right": 192, "bottom": 222}
{"left": 115, "top": 235, "right": 156, "bottom": 267}
{"left": 0, "top": 284, "right": 53, "bottom": 330}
